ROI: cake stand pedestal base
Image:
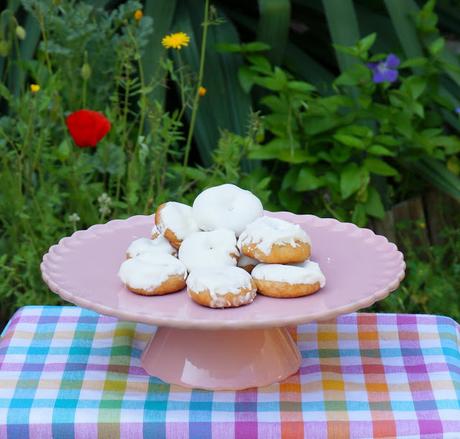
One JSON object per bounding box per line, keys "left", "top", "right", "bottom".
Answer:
{"left": 141, "top": 326, "right": 301, "bottom": 390}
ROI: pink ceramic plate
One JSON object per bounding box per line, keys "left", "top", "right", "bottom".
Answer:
{"left": 41, "top": 212, "right": 405, "bottom": 390}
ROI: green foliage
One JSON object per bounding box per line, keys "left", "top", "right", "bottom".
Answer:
{"left": 0, "top": 0, "right": 268, "bottom": 326}
{"left": 370, "top": 222, "right": 460, "bottom": 322}
{"left": 237, "top": 31, "right": 460, "bottom": 225}
{"left": 0, "top": 0, "right": 459, "bottom": 329}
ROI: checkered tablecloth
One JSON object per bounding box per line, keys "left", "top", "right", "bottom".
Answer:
{"left": 0, "top": 306, "right": 459, "bottom": 439}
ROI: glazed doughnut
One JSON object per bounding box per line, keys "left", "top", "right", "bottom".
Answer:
{"left": 192, "top": 184, "right": 263, "bottom": 236}
{"left": 187, "top": 266, "right": 257, "bottom": 308}
{"left": 155, "top": 202, "right": 199, "bottom": 249}
{"left": 237, "top": 255, "right": 259, "bottom": 273}
{"left": 252, "top": 260, "right": 325, "bottom": 298}
{"left": 118, "top": 253, "right": 187, "bottom": 296}
{"left": 238, "top": 216, "right": 311, "bottom": 264}
{"left": 178, "top": 229, "right": 239, "bottom": 272}
{"left": 126, "top": 236, "right": 176, "bottom": 259}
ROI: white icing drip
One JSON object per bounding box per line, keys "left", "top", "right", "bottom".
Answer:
{"left": 187, "top": 266, "right": 254, "bottom": 298}
{"left": 126, "top": 237, "right": 176, "bottom": 258}
{"left": 192, "top": 184, "right": 263, "bottom": 236}
{"left": 237, "top": 255, "right": 259, "bottom": 268}
{"left": 252, "top": 260, "right": 325, "bottom": 287}
{"left": 118, "top": 253, "right": 187, "bottom": 291}
{"left": 209, "top": 290, "right": 256, "bottom": 308}
{"left": 238, "top": 216, "right": 311, "bottom": 255}
{"left": 157, "top": 202, "right": 199, "bottom": 241}
{"left": 178, "top": 229, "right": 239, "bottom": 272}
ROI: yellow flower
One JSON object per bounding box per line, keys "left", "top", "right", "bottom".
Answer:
{"left": 198, "top": 86, "right": 207, "bottom": 97}
{"left": 134, "top": 10, "right": 143, "bottom": 21}
{"left": 162, "top": 32, "right": 190, "bottom": 50}
{"left": 30, "top": 84, "right": 40, "bottom": 93}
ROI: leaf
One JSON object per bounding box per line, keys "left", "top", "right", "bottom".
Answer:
{"left": 364, "top": 157, "right": 399, "bottom": 176}
{"left": 402, "top": 76, "right": 427, "bottom": 100}
{"left": 383, "top": 0, "right": 424, "bottom": 60}
{"left": 294, "top": 167, "right": 322, "bottom": 191}
{"left": 333, "top": 133, "right": 365, "bottom": 149}
{"left": 368, "top": 144, "right": 396, "bottom": 156}
{"left": 253, "top": 75, "right": 286, "bottom": 91}
{"left": 282, "top": 167, "right": 299, "bottom": 190}
{"left": 247, "top": 55, "right": 271, "bottom": 73}
{"left": 248, "top": 140, "right": 312, "bottom": 164}
{"left": 287, "top": 81, "right": 316, "bottom": 93}
{"left": 321, "top": 0, "right": 361, "bottom": 72}
{"left": 400, "top": 57, "right": 428, "bottom": 68}
{"left": 215, "top": 41, "right": 271, "bottom": 53}
{"left": 365, "top": 187, "right": 385, "bottom": 218}
{"left": 340, "top": 163, "right": 367, "bottom": 199}
{"left": 352, "top": 203, "right": 367, "bottom": 226}
{"left": 429, "top": 37, "right": 445, "bottom": 56}
{"left": 238, "top": 66, "right": 254, "bottom": 93}
{"left": 257, "top": 0, "right": 291, "bottom": 65}
{"left": 335, "top": 63, "right": 371, "bottom": 87}
{"left": 357, "top": 33, "right": 377, "bottom": 52}
{"left": 430, "top": 136, "right": 460, "bottom": 154}
{"left": 374, "top": 135, "right": 399, "bottom": 146}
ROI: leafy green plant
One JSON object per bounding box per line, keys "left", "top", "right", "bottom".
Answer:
{"left": 231, "top": 31, "right": 460, "bottom": 225}
{"left": 369, "top": 220, "right": 460, "bottom": 322}
{"left": 0, "top": 0, "right": 265, "bottom": 327}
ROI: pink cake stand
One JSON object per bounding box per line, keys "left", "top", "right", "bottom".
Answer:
{"left": 41, "top": 212, "right": 405, "bottom": 390}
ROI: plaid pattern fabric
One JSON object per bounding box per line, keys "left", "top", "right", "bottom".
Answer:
{"left": 0, "top": 306, "right": 459, "bottom": 439}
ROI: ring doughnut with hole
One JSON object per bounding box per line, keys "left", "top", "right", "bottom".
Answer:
{"left": 118, "top": 253, "right": 187, "bottom": 296}
{"left": 238, "top": 216, "right": 311, "bottom": 264}
{"left": 187, "top": 266, "right": 257, "bottom": 308}
{"left": 193, "top": 184, "right": 263, "bottom": 236}
{"left": 252, "top": 260, "right": 325, "bottom": 298}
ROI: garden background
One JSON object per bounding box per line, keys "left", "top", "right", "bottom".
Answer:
{"left": 1, "top": 0, "right": 459, "bottom": 331}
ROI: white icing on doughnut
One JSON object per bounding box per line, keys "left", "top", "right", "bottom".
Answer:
{"left": 126, "top": 237, "right": 176, "bottom": 258}
{"left": 252, "top": 260, "right": 326, "bottom": 287}
{"left": 156, "top": 202, "right": 199, "bottom": 241}
{"left": 238, "top": 216, "right": 311, "bottom": 255}
{"left": 118, "top": 253, "right": 187, "bottom": 291}
{"left": 178, "top": 229, "right": 239, "bottom": 272}
{"left": 192, "top": 184, "right": 263, "bottom": 236}
{"left": 237, "top": 255, "right": 259, "bottom": 269}
{"left": 187, "top": 266, "right": 256, "bottom": 307}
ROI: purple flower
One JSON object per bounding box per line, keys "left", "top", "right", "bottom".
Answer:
{"left": 455, "top": 107, "right": 460, "bottom": 114}
{"left": 368, "top": 54, "right": 400, "bottom": 84}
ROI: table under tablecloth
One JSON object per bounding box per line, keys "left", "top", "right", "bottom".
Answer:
{"left": 0, "top": 306, "right": 459, "bottom": 438}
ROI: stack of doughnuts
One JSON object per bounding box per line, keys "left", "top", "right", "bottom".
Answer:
{"left": 118, "top": 183, "right": 325, "bottom": 308}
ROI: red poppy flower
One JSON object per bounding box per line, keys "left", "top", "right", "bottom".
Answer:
{"left": 66, "top": 109, "right": 111, "bottom": 148}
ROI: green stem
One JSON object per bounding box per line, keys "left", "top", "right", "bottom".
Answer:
{"left": 183, "top": 0, "right": 210, "bottom": 168}
{"left": 36, "top": 8, "right": 52, "bottom": 74}
{"left": 82, "top": 78, "right": 87, "bottom": 108}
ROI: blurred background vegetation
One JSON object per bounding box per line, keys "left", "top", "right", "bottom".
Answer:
{"left": 1, "top": 0, "right": 459, "bottom": 330}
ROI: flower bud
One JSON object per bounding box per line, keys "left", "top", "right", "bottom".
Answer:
{"left": 15, "top": 26, "right": 26, "bottom": 40}
{"left": 81, "top": 63, "right": 92, "bottom": 80}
